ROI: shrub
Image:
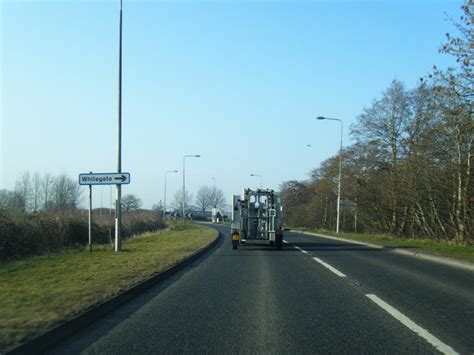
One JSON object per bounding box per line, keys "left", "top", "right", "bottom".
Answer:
{"left": 0, "top": 210, "right": 165, "bottom": 261}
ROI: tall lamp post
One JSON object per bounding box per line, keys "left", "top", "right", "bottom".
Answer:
{"left": 212, "top": 177, "right": 216, "bottom": 208}
{"left": 115, "top": 0, "right": 123, "bottom": 252}
{"left": 182, "top": 155, "right": 200, "bottom": 226}
{"left": 250, "top": 174, "right": 263, "bottom": 189}
{"left": 316, "top": 116, "right": 343, "bottom": 234}
{"left": 164, "top": 170, "right": 178, "bottom": 218}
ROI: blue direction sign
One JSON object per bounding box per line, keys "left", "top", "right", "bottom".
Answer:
{"left": 79, "top": 172, "right": 131, "bottom": 185}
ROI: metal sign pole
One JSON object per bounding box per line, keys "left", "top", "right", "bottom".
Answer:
{"left": 115, "top": 0, "right": 123, "bottom": 252}
{"left": 89, "top": 183, "right": 92, "bottom": 253}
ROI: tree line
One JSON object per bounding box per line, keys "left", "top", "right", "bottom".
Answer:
{"left": 156, "top": 185, "right": 226, "bottom": 215}
{"left": 0, "top": 172, "right": 81, "bottom": 213}
{"left": 0, "top": 171, "right": 227, "bottom": 216}
{"left": 281, "top": 1, "right": 473, "bottom": 244}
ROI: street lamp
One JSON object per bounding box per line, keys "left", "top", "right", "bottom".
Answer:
{"left": 115, "top": 0, "right": 124, "bottom": 252}
{"left": 183, "top": 155, "right": 200, "bottom": 226}
{"left": 212, "top": 177, "right": 216, "bottom": 208}
{"left": 250, "top": 174, "right": 263, "bottom": 188}
{"left": 164, "top": 170, "right": 178, "bottom": 218}
{"left": 316, "top": 116, "right": 343, "bottom": 234}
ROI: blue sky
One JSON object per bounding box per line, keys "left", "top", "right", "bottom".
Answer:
{"left": 1, "top": 0, "right": 462, "bottom": 209}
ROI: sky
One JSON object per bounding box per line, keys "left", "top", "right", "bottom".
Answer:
{"left": 0, "top": 0, "right": 463, "bottom": 210}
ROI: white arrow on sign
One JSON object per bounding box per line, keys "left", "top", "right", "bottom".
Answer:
{"left": 79, "top": 172, "right": 131, "bottom": 185}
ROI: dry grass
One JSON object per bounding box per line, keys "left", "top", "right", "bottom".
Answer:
{"left": 295, "top": 228, "right": 474, "bottom": 262}
{"left": 0, "top": 224, "right": 217, "bottom": 351}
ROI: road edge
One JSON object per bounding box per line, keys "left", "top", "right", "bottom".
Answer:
{"left": 6, "top": 229, "right": 221, "bottom": 355}
{"left": 291, "top": 230, "right": 474, "bottom": 272}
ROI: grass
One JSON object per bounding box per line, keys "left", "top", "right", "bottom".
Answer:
{"left": 0, "top": 224, "right": 217, "bottom": 352}
{"left": 291, "top": 227, "right": 474, "bottom": 262}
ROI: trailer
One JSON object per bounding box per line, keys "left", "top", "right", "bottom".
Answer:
{"left": 230, "top": 188, "right": 284, "bottom": 250}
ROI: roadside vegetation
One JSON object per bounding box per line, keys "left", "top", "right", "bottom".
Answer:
{"left": 0, "top": 224, "right": 217, "bottom": 352}
{"left": 0, "top": 210, "right": 165, "bottom": 261}
{"left": 0, "top": 172, "right": 169, "bottom": 260}
{"left": 291, "top": 228, "right": 474, "bottom": 262}
{"left": 281, "top": 2, "right": 473, "bottom": 247}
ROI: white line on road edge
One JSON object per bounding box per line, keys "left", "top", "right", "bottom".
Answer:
{"left": 312, "top": 257, "right": 346, "bottom": 277}
{"left": 366, "top": 294, "right": 458, "bottom": 355}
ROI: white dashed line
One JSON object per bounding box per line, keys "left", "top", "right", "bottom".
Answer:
{"left": 292, "top": 245, "right": 308, "bottom": 254}
{"left": 312, "top": 257, "right": 347, "bottom": 277}
{"left": 288, "top": 243, "right": 346, "bottom": 276}
{"left": 366, "top": 294, "right": 458, "bottom": 355}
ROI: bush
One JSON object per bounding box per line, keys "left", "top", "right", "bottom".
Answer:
{"left": 0, "top": 210, "right": 165, "bottom": 261}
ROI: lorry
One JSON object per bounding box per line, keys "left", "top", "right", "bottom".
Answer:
{"left": 230, "top": 188, "right": 284, "bottom": 250}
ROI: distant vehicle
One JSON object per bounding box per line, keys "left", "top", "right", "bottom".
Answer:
{"left": 230, "top": 188, "right": 284, "bottom": 250}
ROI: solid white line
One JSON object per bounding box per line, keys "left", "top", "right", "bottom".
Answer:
{"left": 366, "top": 294, "right": 458, "bottom": 355}
{"left": 312, "top": 257, "right": 346, "bottom": 277}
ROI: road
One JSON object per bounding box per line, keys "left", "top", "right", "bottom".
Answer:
{"left": 50, "top": 224, "right": 473, "bottom": 354}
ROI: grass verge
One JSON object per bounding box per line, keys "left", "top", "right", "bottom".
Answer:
{"left": 0, "top": 224, "right": 217, "bottom": 352}
{"left": 291, "top": 228, "right": 474, "bottom": 262}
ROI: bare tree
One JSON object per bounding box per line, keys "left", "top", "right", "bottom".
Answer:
{"left": 0, "top": 189, "right": 24, "bottom": 211}
{"left": 351, "top": 80, "right": 412, "bottom": 233}
{"left": 51, "top": 174, "right": 82, "bottom": 211}
{"left": 32, "top": 172, "right": 42, "bottom": 212}
{"left": 15, "top": 171, "right": 32, "bottom": 212}
{"left": 428, "top": 1, "right": 474, "bottom": 242}
{"left": 42, "top": 173, "right": 54, "bottom": 211}
{"left": 0, "top": 190, "right": 8, "bottom": 210}
{"left": 172, "top": 188, "right": 193, "bottom": 214}
{"left": 434, "top": 0, "right": 473, "bottom": 100}
{"left": 210, "top": 187, "right": 226, "bottom": 209}
{"left": 121, "top": 194, "right": 142, "bottom": 212}
{"left": 196, "top": 186, "right": 212, "bottom": 215}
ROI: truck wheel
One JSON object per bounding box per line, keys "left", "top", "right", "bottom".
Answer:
{"left": 275, "top": 233, "right": 283, "bottom": 250}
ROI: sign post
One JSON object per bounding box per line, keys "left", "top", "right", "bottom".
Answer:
{"left": 79, "top": 173, "right": 130, "bottom": 185}
{"left": 116, "top": 0, "right": 123, "bottom": 252}
{"left": 88, "top": 179, "right": 92, "bottom": 253}
{"left": 79, "top": 172, "right": 131, "bottom": 252}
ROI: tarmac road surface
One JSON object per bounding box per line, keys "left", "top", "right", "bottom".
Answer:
{"left": 49, "top": 224, "right": 473, "bottom": 354}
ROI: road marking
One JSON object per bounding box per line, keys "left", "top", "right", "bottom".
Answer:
{"left": 289, "top": 243, "right": 346, "bottom": 277}
{"left": 312, "top": 257, "right": 346, "bottom": 277}
{"left": 292, "top": 245, "right": 309, "bottom": 254}
{"left": 366, "top": 294, "right": 458, "bottom": 355}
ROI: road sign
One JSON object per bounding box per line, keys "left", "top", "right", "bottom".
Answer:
{"left": 79, "top": 172, "right": 131, "bottom": 185}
